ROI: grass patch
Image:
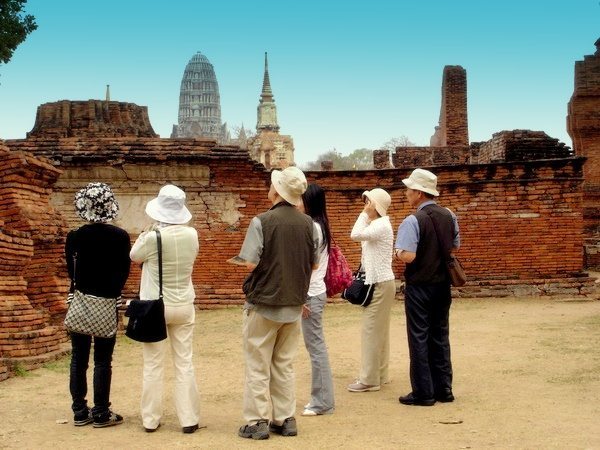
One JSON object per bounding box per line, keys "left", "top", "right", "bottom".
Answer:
{"left": 43, "top": 357, "right": 70, "bottom": 373}
{"left": 13, "top": 363, "right": 31, "bottom": 377}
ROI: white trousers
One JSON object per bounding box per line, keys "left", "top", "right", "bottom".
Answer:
{"left": 242, "top": 308, "right": 300, "bottom": 424}
{"left": 141, "top": 304, "right": 200, "bottom": 429}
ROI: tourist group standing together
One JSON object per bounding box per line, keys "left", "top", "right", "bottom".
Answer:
{"left": 64, "top": 166, "right": 460, "bottom": 439}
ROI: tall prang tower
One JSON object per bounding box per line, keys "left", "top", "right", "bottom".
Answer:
{"left": 171, "top": 52, "right": 230, "bottom": 143}
{"left": 247, "top": 53, "right": 294, "bottom": 169}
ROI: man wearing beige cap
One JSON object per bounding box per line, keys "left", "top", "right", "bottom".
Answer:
{"left": 236, "top": 166, "right": 319, "bottom": 440}
{"left": 395, "top": 168, "right": 460, "bottom": 406}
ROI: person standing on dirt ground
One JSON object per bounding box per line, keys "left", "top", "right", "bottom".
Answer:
{"left": 298, "top": 184, "right": 335, "bottom": 417}
{"left": 346, "top": 188, "right": 396, "bottom": 393}
{"left": 395, "top": 168, "right": 460, "bottom": 406}
{"left": 65, "top": 182, "right": 131, "bottom": 428}
{"left": 234, "top": 167, "right": 319, "bottom": 440}
{"left": 130, "top": 184, "right": 201, "bottom": 434}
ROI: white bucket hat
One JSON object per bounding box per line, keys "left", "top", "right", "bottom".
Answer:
{"left": 362, "top": 188, "right": 391, "bottom": 217}
{"left": 402, "top": 168, "right": 440, "bottom": 197}
{"left": 145, "top": 184, "right": 192, "bottom": 224}
{"left": 271, "top": 166, "right": 308, "bottom": 205}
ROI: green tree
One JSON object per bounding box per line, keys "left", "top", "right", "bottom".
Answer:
{"left": 302, "top": 149, "right": 344, "bottom": 171}
{"left": 0, "top": 0, "right": 37, "bottom": 65}
{"left": 302, "top": 148, "right": 374, "bottom": 171}
{"left": 302, "top": 135, "right": 415, "bottom": 171}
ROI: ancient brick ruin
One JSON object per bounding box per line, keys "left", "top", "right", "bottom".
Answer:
{"left": 0, "top": 142, "right": 69, "bottom": 380}
{"left": 28, "top": 100, "right": 157, "bottom": 139}
{"left": 1, "top": 40, "right": 600, "bottom": 380}
{"left": 568, "top": 38, "right": 600, "bottom": 269}
{"left": 430, "top": 65, "right": 469, "bottom": 148}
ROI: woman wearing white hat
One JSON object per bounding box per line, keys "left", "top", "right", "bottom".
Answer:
{"left": 347, "top": 188, "right": 396, "bottom": 393}
{"left": 130, "top": 184, "right": 201, "bottom": 434}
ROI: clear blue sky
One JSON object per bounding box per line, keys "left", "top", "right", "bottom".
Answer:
{"left": 0, "top": 0, "right": 598, "bottom": 165}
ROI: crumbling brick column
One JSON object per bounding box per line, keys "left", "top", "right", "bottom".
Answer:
{"left": 567, "top": 38, "right": 600, "bottom": 268}
{"left": 431, "top": 66, "right": 469, "bottom": 148}
{"left": 373, "top": 150, "right": 391, "bottom": 169}
{"left": 0, "top": 143, "right": 69, "bottom": 378}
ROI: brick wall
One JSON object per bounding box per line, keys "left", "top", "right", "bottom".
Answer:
{"left": 567, "top": 39, "right": 600, "bottom": 268}
{"left": 6, "top": 137, "right": 271, "bottom": 307}
{"left": 473, "top": 130, "right": 572, "bottom": 163}
{"left": 391, "top": 146, "right": 470, "bottom": 167}
{"left": 0, "top": 142, "right": 69, "bottom": 380}
{"left": 308, "top": 160, "right": 587, "bottom": 284}
{"left": 6, "top": 136, "right": 591, "bottom": 301}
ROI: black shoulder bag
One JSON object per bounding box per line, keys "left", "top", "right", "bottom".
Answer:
{"left": 341, "top": 264, "right": 374, "bottom": 307}
{"left": 125, "top": 230, "right": 168, "bottom": 342}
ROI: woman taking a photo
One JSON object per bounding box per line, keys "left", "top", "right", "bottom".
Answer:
{"left": 130, "top": 184, "right": 201, "bottom": 434}
{"left": 347, "top": 188, "right": 395, "bottom": 393}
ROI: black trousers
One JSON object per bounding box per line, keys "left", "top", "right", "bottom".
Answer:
{"left": 69, "top": 332, "right": 116, "bottom": 418}
{"left": 404, "top": 282, "right": 452, "bottom": 399}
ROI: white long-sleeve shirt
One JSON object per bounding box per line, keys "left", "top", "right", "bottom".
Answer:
{"left": 130, "top": 225, "right": 199, "bottom": 306}
{"left": 350, "top": 212, "right": 395, "bottom": 285}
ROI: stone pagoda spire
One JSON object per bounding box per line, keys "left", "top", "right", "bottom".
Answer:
{"left": 248, "top": 52, "right": 294, "bottom": 169}
{"left": 171, "top": 51, "right": 229, "bottom": 143}
{"left": 256, "top": 52, "right": 280, "bottom": 132}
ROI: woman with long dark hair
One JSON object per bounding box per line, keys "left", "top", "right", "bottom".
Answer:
{"left": 298, "top": 183, "right": 335, "bottom": 416}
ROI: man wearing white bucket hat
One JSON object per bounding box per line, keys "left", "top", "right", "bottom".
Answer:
{"left": 395, "top": 168, "right": 460, "bottom": 406}
{"left": 130, "top": 184, "right": 201, "bottom": 434}
{"left": 236, "top": 166, "right": 319, "bottom": 440}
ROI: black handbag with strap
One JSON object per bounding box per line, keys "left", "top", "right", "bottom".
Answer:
{"left": 341, "top": 264, "right": 374, "bottom": 307}
{"left": 426, "top": 209, "right": 467, "bottom": 287}
{"left": 125, "top": 230, "right": 168, "bottom": 342}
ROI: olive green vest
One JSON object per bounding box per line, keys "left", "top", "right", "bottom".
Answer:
{"left": 243, "top": 202, "right": 314, "bottom": 306}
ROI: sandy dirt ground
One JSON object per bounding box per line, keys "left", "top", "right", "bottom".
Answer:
{"left": 1, "top": 296, "right": 599, "bottom": 449}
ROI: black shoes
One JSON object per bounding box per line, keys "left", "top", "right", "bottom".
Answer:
{"left": 435, "top": 389, "right": 455, "bottom": 403}
{"left": 239, "top": 417, "right": 297, "bottom": 439}
{"left": 145, "top": 423, "right": 160, "bottom": 433}
{"left": 93, "top": 411, "right": 124, "bottom": 428}
{"left": 73, "top": 409, "right": 93, "bottom": 426}
{"left": 182, "top": 424, "right": 199, "bottom": 434}
{"left": 238, "top": 420, "right": 269, "bottom": 440}
{"left": 399, "top": 392, "right": 436, "bottom": 406}
{"left": 269, "top": 417, "right": 297, "bottom": 436}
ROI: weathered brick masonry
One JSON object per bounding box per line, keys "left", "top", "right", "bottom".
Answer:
{"left": 6, "top": 134, "right": 593, "bottom": 303}
{"left": 0, "top": 141, "right": 69, "bottom": 381}
{"left": 568, "top": 39, "right": 600, "bottom": 268}
{"left": 308, "top": 160, "right": 592, "bottom": 298}
{"left": 5, "top": 136, "right": 273, "bottom": 307}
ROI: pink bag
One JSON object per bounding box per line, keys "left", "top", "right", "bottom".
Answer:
{"left": 324, "top": 243, "right": 353, "bottom": 297}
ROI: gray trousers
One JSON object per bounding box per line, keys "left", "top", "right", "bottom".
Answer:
{"left": 301, "top": 293, "right": 335, "bottom": 414}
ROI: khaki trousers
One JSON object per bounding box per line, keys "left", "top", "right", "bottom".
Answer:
{"left": 359, "top": 279, "right": 396, "bottom": 386}
{"left": 141, "top": 304, "right": 200, "bottom": 429}
{"left": 242, "top": 309, "right": 300, "bottom": 424}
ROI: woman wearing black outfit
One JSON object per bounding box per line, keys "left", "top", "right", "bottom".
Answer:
{"left": 65, "top": 183, "right": 131, "bottom": 428}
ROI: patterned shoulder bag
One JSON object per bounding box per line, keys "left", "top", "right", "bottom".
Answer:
{"left": 64, "top": 250, "right": 119, "bottom": 338}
